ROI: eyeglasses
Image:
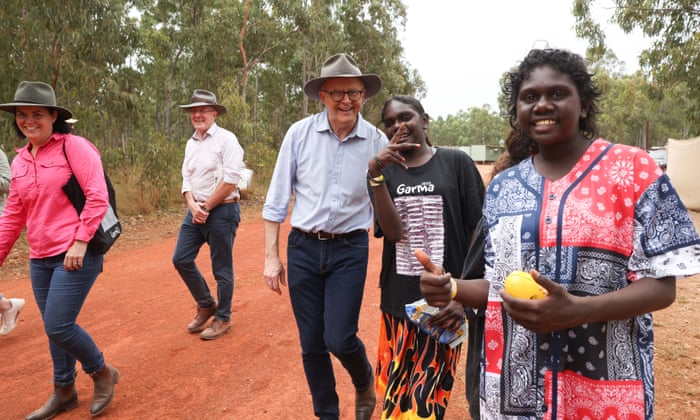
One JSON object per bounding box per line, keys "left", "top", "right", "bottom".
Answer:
{"left": 320, "top": 89, "right": 364, "bottom": 102}
{"left": 187, "top": 107, "right": 217, "bottom": 114}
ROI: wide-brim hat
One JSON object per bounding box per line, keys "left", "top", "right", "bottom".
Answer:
{"left": 303, "top": 54, "right": 382, "bottom": 101}
{"left": 179, "top": 89, "right": 227, "bottom": 115}
{"left": 0, "top": 81, "right": 73, "bottom": 120}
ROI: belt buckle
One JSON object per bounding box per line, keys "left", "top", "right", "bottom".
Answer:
{"left": 316, "top": 231, "right": 333, "bottom": 240}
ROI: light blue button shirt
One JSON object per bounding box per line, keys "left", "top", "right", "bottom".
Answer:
{"left": 263, "top": 110, "right": 388, "bottom": 233}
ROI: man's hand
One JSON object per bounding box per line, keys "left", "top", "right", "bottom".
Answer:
{"left": 191, "top": 202, "right": 209, "bottom": 224}
{"left": 264, "top": 256, "right": 287, "bottom": 295}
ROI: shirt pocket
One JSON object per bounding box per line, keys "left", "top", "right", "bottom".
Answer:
{"left": 38, "top": 159, "right": 73, "bottom": 203}
{"left": 11, "top": 162, "right": 35, "bottom": 202}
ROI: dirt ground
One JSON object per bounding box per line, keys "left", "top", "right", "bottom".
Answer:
{"left": 1, "top": 200, "right": 699, "bottom": 419}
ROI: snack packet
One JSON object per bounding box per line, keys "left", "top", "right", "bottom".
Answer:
{"left": 405, "top": 298, "right": 467, "bottom": 348}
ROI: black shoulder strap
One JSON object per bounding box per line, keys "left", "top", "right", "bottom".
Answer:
{"left": 62, "top": 139, "right": 74, "bottom": 172}
{"left": 62, "top": 137, "right": 118, "bottom": 216}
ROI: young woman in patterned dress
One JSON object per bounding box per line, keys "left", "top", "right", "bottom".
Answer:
{"left": 419, "top": 48, "right": 700, "bottom": 419}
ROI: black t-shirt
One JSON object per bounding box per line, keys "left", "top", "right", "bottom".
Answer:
{"left": 370, "top": 148, "right": 485, "bottom": 318}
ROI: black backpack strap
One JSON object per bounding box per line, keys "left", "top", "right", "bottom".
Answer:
{"left": 62, "top": 136, "right": 118, "bottom": 216}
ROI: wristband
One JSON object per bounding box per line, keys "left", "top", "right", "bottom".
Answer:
{"left": 450, "top": 277, "right": 458, "bottom": 299}
{"left": 368, "top": 172, "right": 385, "bottom": 187}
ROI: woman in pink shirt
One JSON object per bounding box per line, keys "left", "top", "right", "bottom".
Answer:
{"left": 0, "top": 81, "right": 120, "bottom": 419}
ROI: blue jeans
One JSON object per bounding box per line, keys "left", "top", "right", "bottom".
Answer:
{"left": 172, "top": 202, "right": 239, "bottom": 322}
{"left": 287, "top": 229, "right": 373, "bottom": 420}
{"left": 30, "top": 252, "right": 105, "bottom": 386}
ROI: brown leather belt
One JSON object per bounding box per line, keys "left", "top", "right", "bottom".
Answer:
{"left": 293, "top": 228, "right": 367, "bottom": 241}
{"left": 198, "top": 198, "right": 238, "bottom": 206}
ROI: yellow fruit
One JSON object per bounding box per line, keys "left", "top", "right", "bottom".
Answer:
{"left": 504, "top": 271, "right": 548, "bottom": 300}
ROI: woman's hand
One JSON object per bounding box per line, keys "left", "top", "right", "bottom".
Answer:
{"left": 420, "top": 271, "right": 453, "bottom": 308}
{"left": 501, "top": 269, "right": 677, "bottom": 333}
{"left": 500, "top": 270, "right": 578, "bottom": 333}
{"left": 427, "top": 299, "right": 465, "bottom": 332}
{"left": 369, "top": 123, "right": 420, "bottom": 174}
{"left": 64, "top": 240, "right": 88, "bottom": 271}
{"left": 415, "top": 248, "right": 453, "bottom": 307}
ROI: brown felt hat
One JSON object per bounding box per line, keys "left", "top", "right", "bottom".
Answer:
{"left": 303, "top": 54, "right": 382, "bottom": 101}
{"left": 179, "top": 89, "right": 227, "bottom": 115}
{"left": 0, "top": 81, "right": 73, "bottom": 121}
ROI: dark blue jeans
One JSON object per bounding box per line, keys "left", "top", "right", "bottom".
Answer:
{"left": 30, "top": 252, "right": 105, "bottom": 386}
{"left": 287, "top": 229, "right": 373, "bottom": 420}
{"left": 172, "top": 202, "right": 239, "bottom": 322}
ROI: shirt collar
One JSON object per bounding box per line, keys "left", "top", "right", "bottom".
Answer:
{"left": 316, "top": 109, "right": 371, "bottom": 142}
{"left": 192, "top": 122, "right": 219, "bottom": 141}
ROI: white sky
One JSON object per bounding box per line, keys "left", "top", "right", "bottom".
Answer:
{"left": 401, "top": 0, "right": 650, "bottom": 118}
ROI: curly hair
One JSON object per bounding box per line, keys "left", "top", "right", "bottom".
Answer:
{"left": 500, "top": 48, "right": 602, "bottom": 165}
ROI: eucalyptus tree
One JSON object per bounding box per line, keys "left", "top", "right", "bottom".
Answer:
{"left": 573, "top": 0, "right": 700, "bottom": 130}
{"left": 138, "top": 0, "right": 243, "bottom": 142}
{"left": 587, "top": 47, "right": 693, "bottom": 148}
{"left": 429, "top": 106, "right": 507, "bottom": 147}
{"left": 234, "top": 0, "right": 421, "bottom": 143}
{"left": 0, "top": 0, "right": 141, "bottom": 154}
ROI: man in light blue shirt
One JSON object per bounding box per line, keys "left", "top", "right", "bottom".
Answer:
{"left": 263, "top": 54, "right": 388, "bottom": 420}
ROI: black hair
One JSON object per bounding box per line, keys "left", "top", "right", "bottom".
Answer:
{"left": 502, "top": 48, "right": 602, "bottom": 160}
{"left": 380, "top": 95, "right": 432, "bottom": 146}
{"left": 10, "top": 107, "right": 72, "bottom": 138}
{"left": 381, "top": 95, "right": 426, "bottom": 118}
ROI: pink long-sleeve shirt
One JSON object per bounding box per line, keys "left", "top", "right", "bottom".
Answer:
{"left": 0, "top": 133, "right": 108, "bottom": 263}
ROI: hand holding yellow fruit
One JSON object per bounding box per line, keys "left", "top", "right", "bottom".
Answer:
{"left": 504, "top": 271, "right": 548, "bottom": 300}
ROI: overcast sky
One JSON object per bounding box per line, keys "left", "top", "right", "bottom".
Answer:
{"left": 400, "top": 1, "right": 651, "bottom": 118}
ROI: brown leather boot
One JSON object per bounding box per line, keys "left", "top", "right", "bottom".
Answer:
{"left": 89, "top": 363, "right": 120, "bottom": 416}
{"left": 187, "top": 303, "right": 217, "bottom": 333}
{"left": 25, "top": 383, "right": 79, "bottom": 420}
{"left": 355, "top": 373, "right": 376, "bottom": 420}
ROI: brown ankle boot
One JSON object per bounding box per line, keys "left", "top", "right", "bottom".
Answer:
{"left": 25, "top": 383, "right": 79, "bottom": 420}
{"left": 89, "top": 363, "right": 120, "bottom": 416}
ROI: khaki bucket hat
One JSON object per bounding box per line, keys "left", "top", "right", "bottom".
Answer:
{"left": 0, "top": 81, "right": 73, "bottom": 121}
{"left": 179, "top": 89, "right": 227, "bottom": 115}
{"left": 303, "top": 54, "right": 382, "bottom": 101}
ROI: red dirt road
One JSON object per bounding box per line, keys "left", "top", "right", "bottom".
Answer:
{"left": 0, "top": 207, "right": 472, "bottom": 420}
{"left": 1, "top": 206, "right": 698, "bottom": 419}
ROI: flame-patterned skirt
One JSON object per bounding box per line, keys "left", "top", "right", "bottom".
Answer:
{"left": 375, "top": 312, "right": 462, "bottom": 420}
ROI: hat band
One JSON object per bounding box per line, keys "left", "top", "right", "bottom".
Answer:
{"left": 15, "top": 100, "right": 43, "bottom": 105}
{"left": 191, "top": 98, "right": 215, "bottom": 104}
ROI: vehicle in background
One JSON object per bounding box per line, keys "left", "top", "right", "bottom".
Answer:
{"left": 648, "top": 147, "right": 667, "bottom": 170}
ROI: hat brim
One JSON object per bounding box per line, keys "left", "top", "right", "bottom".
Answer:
{"left": 0, "top": 103, "right": 73, "bottom": 120}
{"left": 303, "top": 75, "right": 382, "bottom": 101}
{"left": 179, "top": 102, "right": 227, "bottom": 116}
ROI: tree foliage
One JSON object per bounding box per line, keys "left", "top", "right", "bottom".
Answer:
{"left": 0, "top": 1, "right": 694, "bottom": 214}
{"left": 0, "top": 0, "right": 420, "bottom": 212}
{"left": 573, "top": 0, "right": 700, "bottom": 129}
{"left": 429, "top": 106, "right": 508, "bottom": 147}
